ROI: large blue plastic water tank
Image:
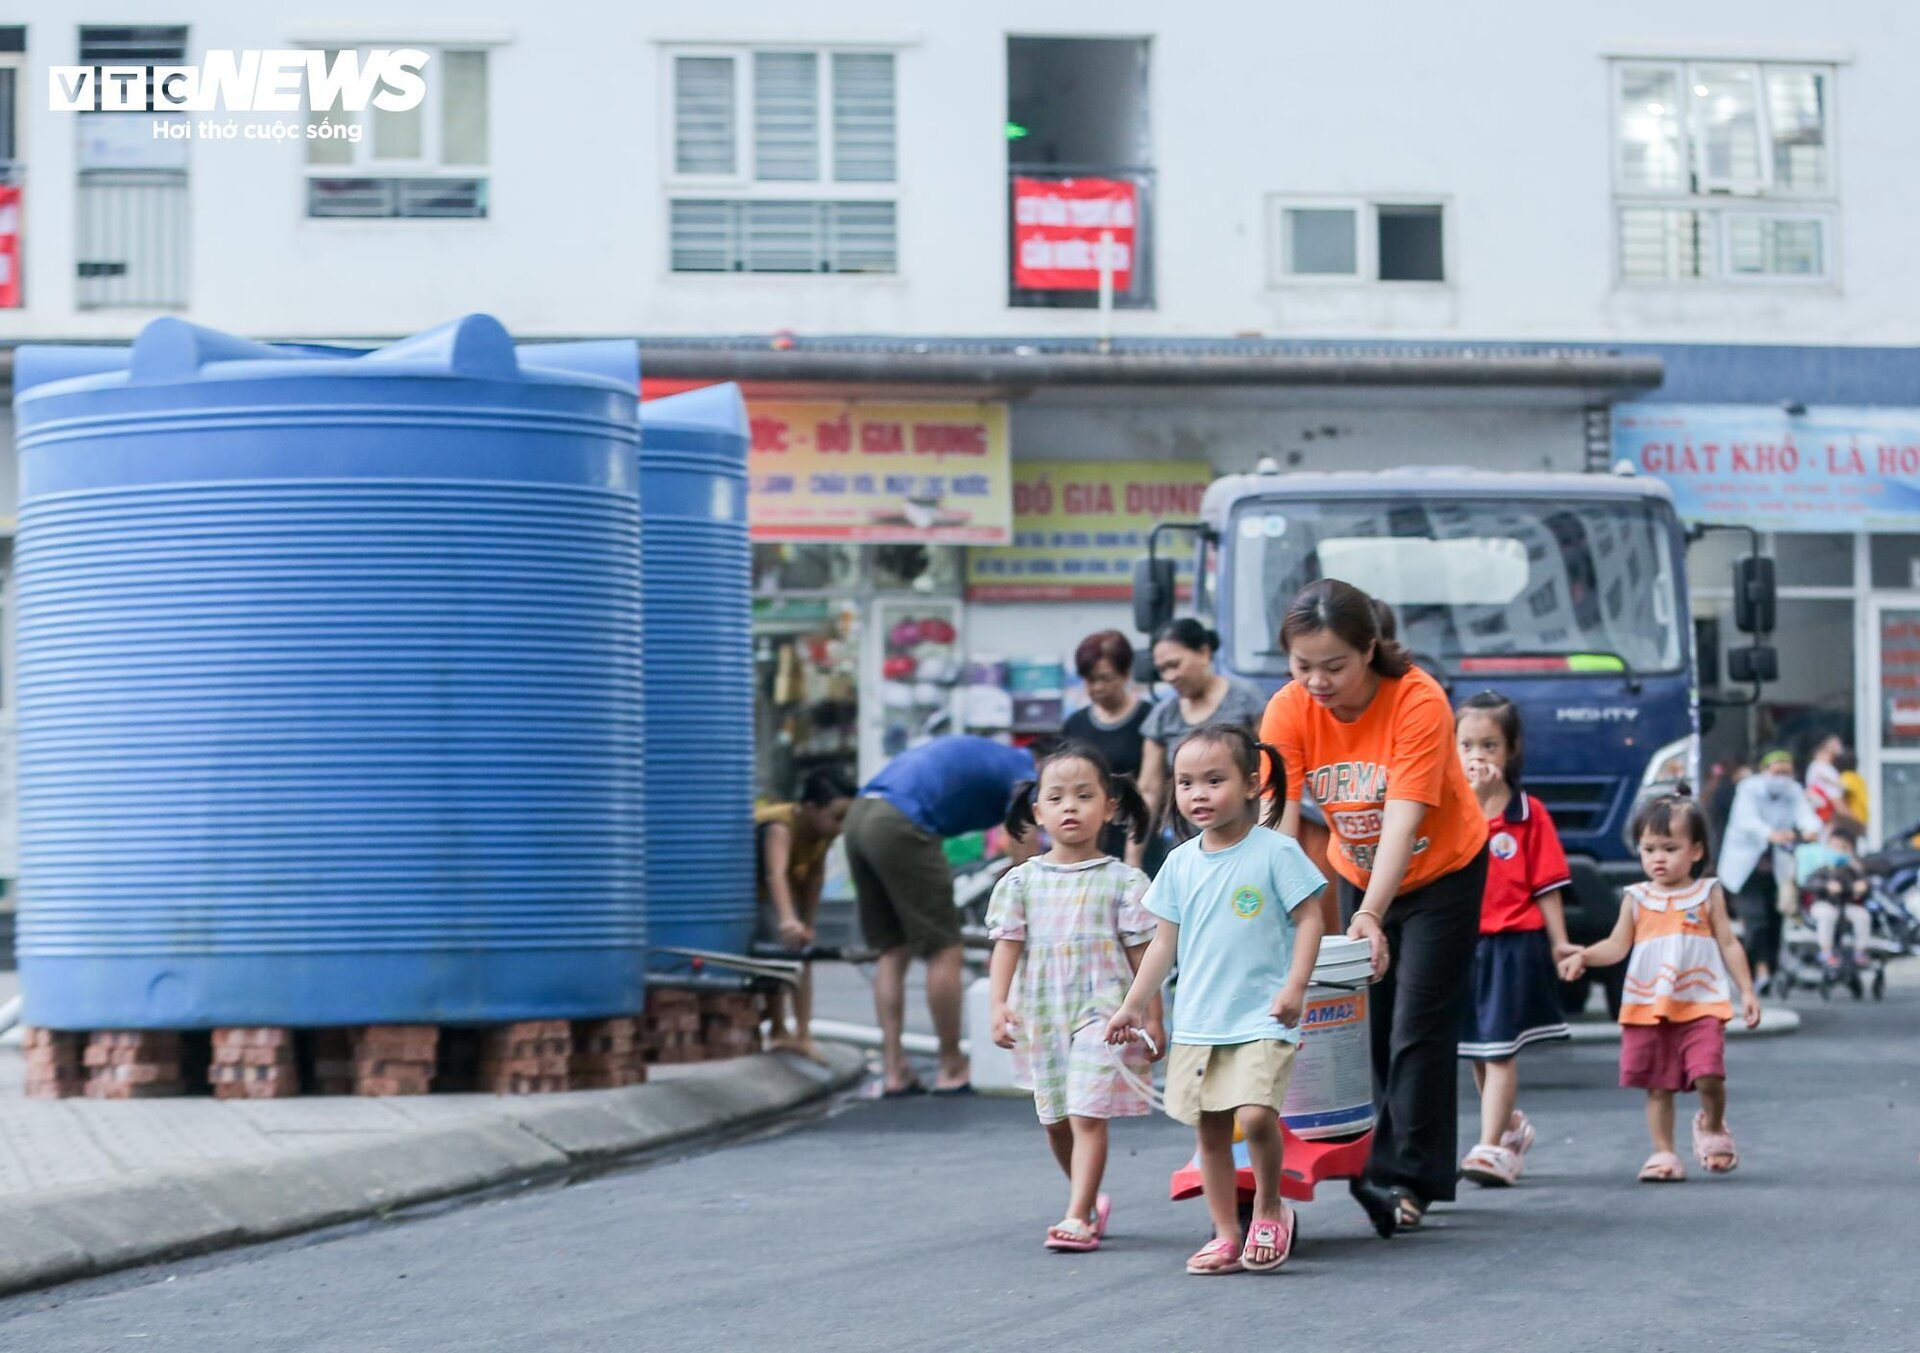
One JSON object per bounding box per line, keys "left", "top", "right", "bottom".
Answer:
{"left": 637, "top": 386, "right": 755, "bottom": 955}
{"left": 12, "top": 315, "right": 647, "bottom": 1028}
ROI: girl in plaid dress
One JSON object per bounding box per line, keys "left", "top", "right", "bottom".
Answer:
{"left": 988, "top": 743, "right": 1162, "bottom": 1253}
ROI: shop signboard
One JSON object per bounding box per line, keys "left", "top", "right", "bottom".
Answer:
{"left": 1614, "top": 403, "right": 1920, "bottom": 532}
{"left": 1882, "top": 610, "right": 1920, "bottom": 749}
{"left": 1012, "top": 177, "right": 1137, "bottom": 291}
{"left": 968, "top": 460, "right": 1212, "bottom": 601}
{"left": 0, "top": 185, "right": 19, "bottom": 309}
{"left": 748, "top": 401, "right": 1011, "bottom": 544}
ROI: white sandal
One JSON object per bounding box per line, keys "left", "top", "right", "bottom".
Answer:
{"left": 1461, "top": 1143, "right": 1523, "bottom": 1187}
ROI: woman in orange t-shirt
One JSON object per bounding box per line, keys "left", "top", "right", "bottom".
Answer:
{"left": 1260, "top": 579, "right": 1488, "bottom": 1238}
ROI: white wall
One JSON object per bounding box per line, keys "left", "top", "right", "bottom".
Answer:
{"left": 0, "top": 1, "right": 1914, "bottom": 345}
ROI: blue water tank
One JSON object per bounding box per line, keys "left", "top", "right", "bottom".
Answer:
{"left": 12, "top": 315, "right": 646, "bottom": 1028}
{"left": 637, "top": 386, "right": 755, "bottom": 956}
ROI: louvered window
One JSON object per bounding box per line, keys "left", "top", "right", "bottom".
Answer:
{"left": 674, "top": 57, "right": 735, "bottom": 175}
{"left": 670, "top": 200, "right": 896, "bottom": 274}
{"left": 668, "top": 47, "right": 896, "bottom": 274}
{"left": 306, "top": 47, "right": 490, "bottom": 219}
{"left": 832, "top": 54, "right": 895, "bottom": 182}
{"left": 1611, "top": 59, "right": 1836, "bottom": 284}
{"left": 754, "top": 53, "right": 818, "bottom": 181}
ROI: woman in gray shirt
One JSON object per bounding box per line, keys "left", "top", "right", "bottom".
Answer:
{"left": 1131, "top": 618, "right": 1269, "bottom": 870}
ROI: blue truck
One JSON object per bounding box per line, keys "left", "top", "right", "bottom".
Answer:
{"left": 1134, "top": 464, "right": 1776, "bottom": 1012}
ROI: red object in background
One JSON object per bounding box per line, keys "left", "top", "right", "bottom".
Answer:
{"left": 917, "top": 617, "right": 956, "bottom": 645}
{"left": 1012, "top": 177, "right": 1136, "bottom": 291}
{"left": 882, "top": 655, "right": 917, "bottom": 680}
{"left": 0, "top": 184, "right": 21, "bottom": 309}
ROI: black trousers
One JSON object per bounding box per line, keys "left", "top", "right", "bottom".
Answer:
{"left": 1734, "top": 868, "right": 1784, "bottom": 973}
{"left": 1340, "top": 848, "right": 1487, "bottom": 1204}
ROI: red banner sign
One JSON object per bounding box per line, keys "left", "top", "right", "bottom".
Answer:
{"left": 1012, "top": 177, "right": 1136, "bottom": 292}
{"left": 0, "top": 185, "right": 20, "bottom": 309}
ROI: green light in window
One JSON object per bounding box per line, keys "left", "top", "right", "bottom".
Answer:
{"left": 1005, "top": 122, "right": 1029, "bottom": 140}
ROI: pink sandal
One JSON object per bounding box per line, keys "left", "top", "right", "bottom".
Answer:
{"left": 1638, "top": 1151, "right": 1686, "bottom": 1182}
{"left": 1185, "top": 1236, "right": 1243, "bottom": 1275}
{"left": 1092, "top": 1193, "right": 1112, "bottom": 1238}
{"left": 1692, "top": 1112, "right": 1739, "bottom": 1174}
{"left": 1240, "top": 1206, "right": 1296, "bottom": 1272}
{"left": 1044, "top": 1218, "right": 1100, "bottom": 1252}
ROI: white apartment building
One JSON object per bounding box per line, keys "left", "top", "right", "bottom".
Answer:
{"left": 0, "top": 2, "right": 1918, "bottom": 854}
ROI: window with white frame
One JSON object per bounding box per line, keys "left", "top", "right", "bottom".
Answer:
{"left": 1269, "top": 198, "right": 1446, "bottom": 284}
{"left": 1611, "top": 60, "right": 1835, "bottom": 284}
{"left": 667, "top": 48, "right": 897, "bottom": 273}
{"left": 307, "top": 49, "right": 488, "bottom": 219}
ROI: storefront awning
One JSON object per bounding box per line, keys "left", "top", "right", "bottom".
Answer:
{"left": 632, "top": 341, "right": 1663, "bottom": 397}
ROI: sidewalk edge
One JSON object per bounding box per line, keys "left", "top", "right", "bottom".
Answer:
{"left": 0, "top": 1045, "right": 864, "bottom": 1300}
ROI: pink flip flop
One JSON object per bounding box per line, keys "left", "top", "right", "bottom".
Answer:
{"left": 1185, "top": 1236, "right": 1243, "bottom": 1275}
{"left": 1044, "top": 1218, "right": 1100, "bottom": 1252}
{"left": 1092, "top": 1193, "right": 1112, "bottom": 1238}
{"left": 1240, "top": 1206, "right": 1296, "bottom": 1272}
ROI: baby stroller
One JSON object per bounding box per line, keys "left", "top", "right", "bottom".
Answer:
{"left": 1778, "top": 869, "right": 1890, "bottom": 1002}
{"left": 1861, "top": 825, "right": 1920, "bottom": 955}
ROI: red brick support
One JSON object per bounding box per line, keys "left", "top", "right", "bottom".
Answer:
{"left": 353, "top": 1025, "right": 438, "bottom": 1096}
{"left": 21, "top": 1028, "right": 86, "bottom": 1099}
{"left": 477, "top": 1020, "right": 571, "bottom": 1094}
{"left": 83, "top": 1031, "right": 184, "bottom": 1099}
{"left": 570, "top": 1017, "right": 646, "bottom": 1089}
{"left": 210, "top": 1027, "right": 299, "bottom": 1099}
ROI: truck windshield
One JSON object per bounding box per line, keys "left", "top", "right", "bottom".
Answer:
{"left": 1230, "top": 495, "right": 1683, "bottom": 676}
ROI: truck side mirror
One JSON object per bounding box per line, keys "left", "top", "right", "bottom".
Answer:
{"left": 1733, "top": 556, "right": 1776, "bottom": 635}
{"left": 1727, "top": 645, "right": 1778, "bottom": 684}
{"left": 1132, "top": 557, "right": 1176, "bottom": 635}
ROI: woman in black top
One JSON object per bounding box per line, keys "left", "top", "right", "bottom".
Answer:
{"left": 1060, "top": 630, "right": 1151, "bottom": 857}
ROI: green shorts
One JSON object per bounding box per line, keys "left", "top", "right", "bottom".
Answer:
{"left": 842, "top": 797, "right": 960, "bottom": 957}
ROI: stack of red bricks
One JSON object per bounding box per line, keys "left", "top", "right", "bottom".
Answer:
{"left": 354, "top": 1025, "right": 438, "bottom": 1096}
{"left": 21, "top": 1028, "right": 86, "bottom": 1099}
{"left": 697, "top": 991, "right": 764, "bottom": 1061}
{"left": 209, "top": 1027, "right": 299, "bottom": 1099}
{"left": 640, "top": 989, "right": 702, "bottom": 1064}
{"left": 477, "top": 1020, "right": 571, "bottom": 1094}
{"left": 570, "top": 1017, "right": 646, "bottom": 1089}
{"left": 83, "top": 1031, "right": 184, "bottom": 1099}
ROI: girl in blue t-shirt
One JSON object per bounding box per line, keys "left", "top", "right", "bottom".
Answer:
{"left": 1108, "top": 723, "right": 1326, "bottom": 1276}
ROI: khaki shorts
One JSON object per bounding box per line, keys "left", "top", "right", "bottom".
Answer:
{"left": 842, "top": 797, "right": 959, "bottom": 957}
{"left": 1164, "top": 1039, "right": 1298, "bottom": 1126}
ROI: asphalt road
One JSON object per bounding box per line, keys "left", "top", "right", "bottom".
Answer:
{"left": 3, "top": 984, "right": 1915, "bottom": 1353}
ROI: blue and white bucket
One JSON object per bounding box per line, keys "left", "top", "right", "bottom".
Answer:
{"left": 1281, "top": 935, "right": 1377, "bottom": 1139}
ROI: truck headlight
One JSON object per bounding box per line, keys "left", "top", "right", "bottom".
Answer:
{"left": 1640, "top": 736, "right": 1694, "bottom": 792}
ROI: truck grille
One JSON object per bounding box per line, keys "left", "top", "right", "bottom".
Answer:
{"left": 1528, "top": 776, "right": 1624, "bottom": 836}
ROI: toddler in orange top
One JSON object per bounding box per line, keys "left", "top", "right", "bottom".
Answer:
{"left": 1561, "top": 795, "right": 1760, "bottom": 1183}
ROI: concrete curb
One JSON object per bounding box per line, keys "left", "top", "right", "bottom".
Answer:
{"left": 0, "top": 1045, "right": 864, "bottom": 1299}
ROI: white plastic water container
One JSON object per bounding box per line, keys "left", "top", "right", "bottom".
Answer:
{"left": 965, "top": 975, "right": 1024, "bottom": 1095}
{"left": 1280, "top": 935, "right": 1377, "bottom": 1139}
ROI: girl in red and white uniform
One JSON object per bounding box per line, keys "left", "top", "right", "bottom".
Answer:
{"left": 1454, "top": 692, "right": 1577, "bottom": 1187}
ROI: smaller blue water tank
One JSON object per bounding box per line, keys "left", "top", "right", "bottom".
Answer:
{"left": 638, "top": 386, "right": 755, "bottom": 956}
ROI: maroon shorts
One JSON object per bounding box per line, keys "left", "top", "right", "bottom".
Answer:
{"left": 1619, "top": 1018, "right": 1726, "bottom": 1092}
